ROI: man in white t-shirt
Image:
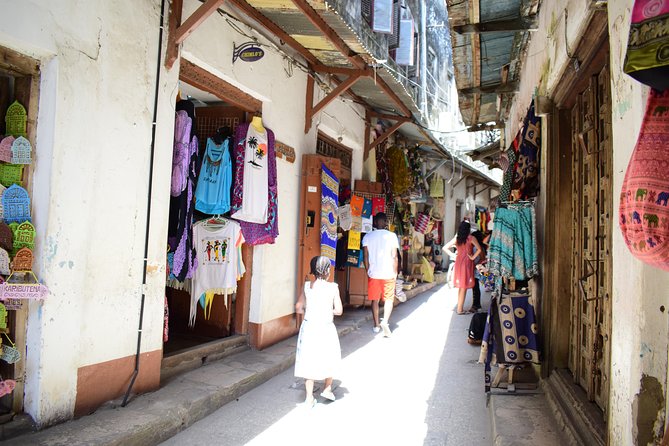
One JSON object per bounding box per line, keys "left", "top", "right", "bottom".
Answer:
{"left": 362, "top": 212, "right": 399, "bottom": 337}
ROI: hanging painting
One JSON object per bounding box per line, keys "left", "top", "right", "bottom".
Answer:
{"left": 5, "top": 101, "right": 27, "bottom": 138}
{"left": 13, "top": 221, "right": 35, "bottom": 255}
{"left": 12, "top": 247, "right": 33, "bottom": 272}
{"left": 0, "top": 164, "right": 23, "bottom": 188}
{"left": 0, "top": 136, "right": 14, "bottom": 163}
{"left": 10, "top": 137, "right": 32, "bottom": 165}
{"left": 2, "top": 184, "right": 30, "bottom": 223}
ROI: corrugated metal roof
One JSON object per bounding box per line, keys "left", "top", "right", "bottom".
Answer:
{"left": 447, "top": 0, "right": 538, "bottom": 129}
{"left": 244, "top": 0, "right": 420, "bottom": 116}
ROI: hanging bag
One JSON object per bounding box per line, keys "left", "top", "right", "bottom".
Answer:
{"left": 429, "top": 173, "right": 444, "bottom": 198}
{"left": 619, "top": 89, "right": 669, "bottom": 270}
{"left": 623, "top": 0, "right": 669, "bottom": 91}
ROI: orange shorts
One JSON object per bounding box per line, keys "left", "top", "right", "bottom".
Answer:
{"left": 368, "top": 278, "right": 396, "bottom": 302}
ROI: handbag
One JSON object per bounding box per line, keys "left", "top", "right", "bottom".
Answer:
{"left": 623, "top": 0, "right": 669, "bottom": 91}
{"left": 619, "top": 89, "right": 669, "bottom": 269}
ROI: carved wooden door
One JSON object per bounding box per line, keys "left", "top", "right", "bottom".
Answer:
{"left": 569, "top": 66, "right": 612, "bottom": 414}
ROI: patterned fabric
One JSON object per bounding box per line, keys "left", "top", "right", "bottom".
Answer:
{"left": 320, "top": 164, "right": 339, "bottom": 266}
{"left": 171, "top": 111, "right": 192, "bottom": 197}
{"left": 481, "top": 290, "right": 540, "bottom": 391}
{"left": 499, "top": 148, "right": 516, "bottom": 202}
{"left": 414, "top": 213, "right": 430, "bottom": 234}
{"left": 172, "top": 133, "right": 199, "bottom": 281}
{"left": 487, "top": 206, "right": 538, "bottom": 280}
{"left": 387, "top": 146, "right": 411, "bottom": 195}
{"left": 375, "top": 141, "right": 392, "bottom": 203}
{"left": 623, "top": 0, "right": 669, "bottom": 91}
{"left": 620, "top": 89, "right": 669, "bottom": 270}
{"left": 512, "top": 100, "right": 541, "bottom": 199}
{"left": 231, "top": 123, "right": 279, "bottom": 245}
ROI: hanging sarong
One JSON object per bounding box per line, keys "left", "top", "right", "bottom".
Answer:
{"left": 481, "top": 290, "right": 540, "bottom": 391}
{"left": 320, "top": 164, "right": 339, "bottom": 265}
{"left": 487, "top": 206, "right": 538, "bottom": 280}
{"left": 512, "top": 100, "right": 541, "bottom": 199}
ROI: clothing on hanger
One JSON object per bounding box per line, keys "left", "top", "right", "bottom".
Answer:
{"left": 190, "top": 218, "right": 244, "bottom": 326}
{"left": 195, "top": 137, "right": 232, "bottom": 215}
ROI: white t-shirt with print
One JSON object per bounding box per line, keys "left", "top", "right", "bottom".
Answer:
{"left": 362, "top": 229, "right": 400, "bottom": 279}
{"left": 192, "top": 220, "right": 244, "bottom": 304}
{"left": 231, "top": 125, "right": 269, "bottom": 223}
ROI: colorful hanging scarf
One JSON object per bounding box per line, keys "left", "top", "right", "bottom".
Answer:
{"left": 487, "top": 206, "right": 538, "bottom": 280}
{"left": 619, "top": 89, "right": 669, "bottom": 270}
{"left": 320, "top": 164, "right": 339, "bottom": 266}
{"left": 512, "top": 100, "right": 541, "bottom": 199}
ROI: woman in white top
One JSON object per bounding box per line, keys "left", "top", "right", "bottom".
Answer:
{"left": 294, "top": 256, "right": 343, "bottom": 407}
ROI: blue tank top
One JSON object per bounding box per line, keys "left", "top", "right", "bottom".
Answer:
{"left": 195, "top": 137, "right": 232, "bottom": 214}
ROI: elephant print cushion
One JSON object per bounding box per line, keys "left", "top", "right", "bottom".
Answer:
{"left": 620, "top": 89, "right": 669, "bottom": 270}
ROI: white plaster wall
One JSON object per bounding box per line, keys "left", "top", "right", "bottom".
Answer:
{"left": 181, "top": 0, "right": 365, "bottom": 324}
{"left": 1, "top": 0, "right": 177, "bottom": 425}
{"left": 607, "top": 2, "right": 669, "bottom": 444}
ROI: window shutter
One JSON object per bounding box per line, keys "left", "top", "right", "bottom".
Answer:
{"left": 372, "top": 0, "right": 393, "bottom": 33}
{"left": 396, "top": 19, "right": 415, "bottom": 66}
{"left": 361, "top": 0, "right": 372, "bottom": 25}
{"left": 388, "top": 0, "right": 401, "bottom": 49}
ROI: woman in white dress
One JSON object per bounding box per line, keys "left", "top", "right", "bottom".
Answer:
{"left": 294, "top": 256, "right": 343, "bottom": 406}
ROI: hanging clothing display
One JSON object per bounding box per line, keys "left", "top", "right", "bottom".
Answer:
{"left": 170, "top": 114, "right": 199, "bottom": 282}
{"left": 487, "top": 205, "right": 538, "bottom": 281}
{"left": 320, "top": 164, "right": 339, "bottom": 266}
{"left": 512, "top": 100, "right": 541, "bottom": 199}
{"left": 195, "top": 137, "right": 232, "bottom": 215}
{"left": 480, "top": 288, "right": 540, "bottom": 391}
{"left": 231, "top": 124, "right": 269, "bottom": 223}
{"left": 231, "top": 123, "right": 279, "bottom": 245}
{"left": 623, "top": 0, "right": 669, "bottom": 91}
{"left": 171, "top": 111, "right": 192, "bottom": 197}
{"left": 190, "top": 219, "right": 244, "bottom": 326}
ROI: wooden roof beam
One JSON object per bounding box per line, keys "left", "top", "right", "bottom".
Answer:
{"left": 369, "top": 119, "right": 407, "bottom": 151}
{"left": 175, "top": 0, "right": 226, "bottom": 44}
{"left": 291, "top": 0, "right": 366, "bottom": 70}
{"left": 227, "top": 0, "right": 319, "bottom": 66}
{"left": 454, "top": 17, "right": 538, "bottom": 34}
{"left": 305, "top": 71, "right": 370, "bottom": 132}
{"left": 376, "top": 77, "right": 413, "bottom": 117}
{"left": 459, "top": 82, "right": 519, "bottom": 95}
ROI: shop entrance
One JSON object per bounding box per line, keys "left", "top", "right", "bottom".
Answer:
{"left": 568, "top": 61, "right": 613, "bottom": 413}
{"left": 0, "top": 45, "right": 41, "bottom": 417}
{"left": 162, "top": 59, "right": 260, "bottom": 361}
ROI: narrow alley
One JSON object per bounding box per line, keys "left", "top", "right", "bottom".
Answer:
{"left": 162, "top": 285, "right": 491, "bottom": 445}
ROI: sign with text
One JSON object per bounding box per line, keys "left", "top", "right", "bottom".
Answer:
{"left": 233, "top": 42, "right": 265, "bottom": 63}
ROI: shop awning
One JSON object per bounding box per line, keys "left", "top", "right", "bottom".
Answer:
{"left": 446, "top": 0, "right": 539, "bottom": 131}
{"left": 167, "top": 0, "right": 497, "bottom": 184}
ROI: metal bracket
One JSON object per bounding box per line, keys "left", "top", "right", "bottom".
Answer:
{"left": 578, "top": 258, "right": 603, "bottom": 301}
